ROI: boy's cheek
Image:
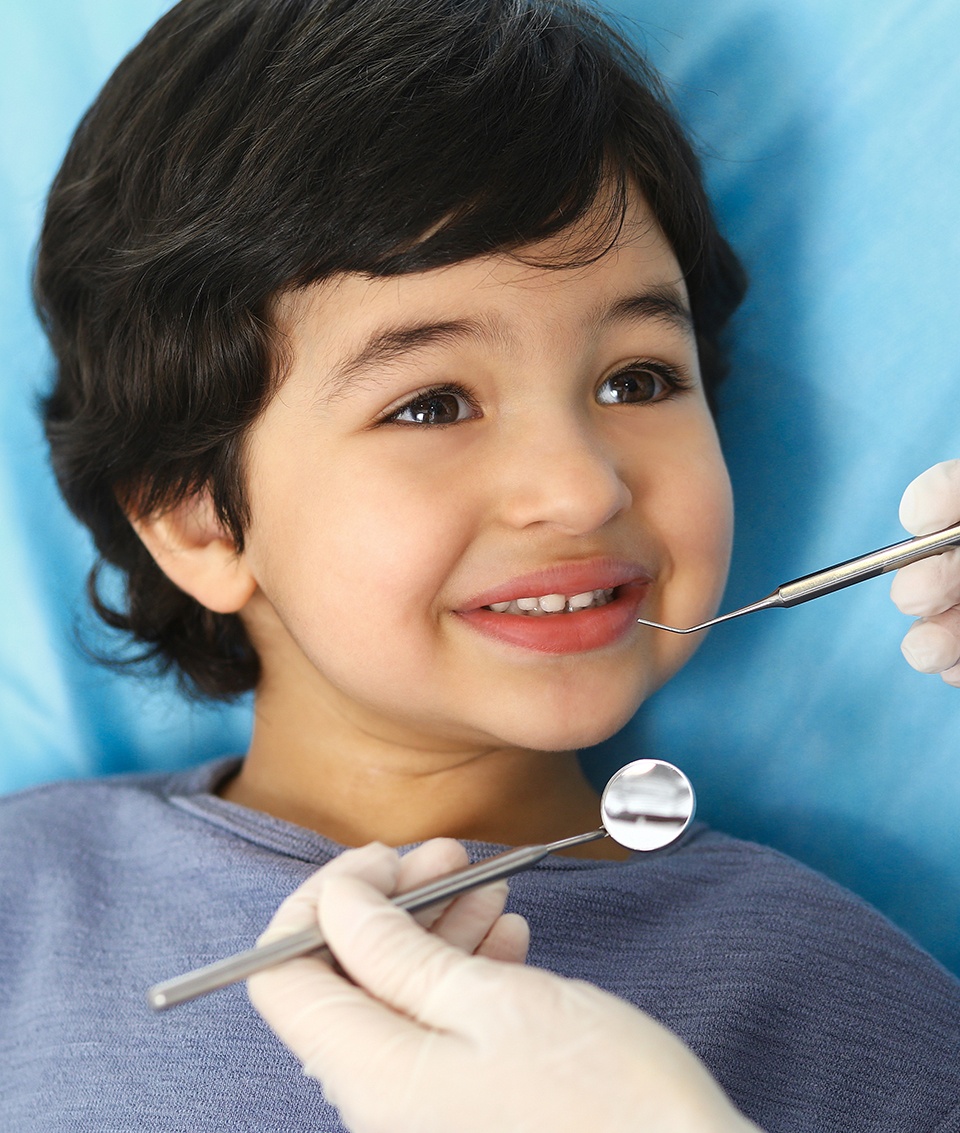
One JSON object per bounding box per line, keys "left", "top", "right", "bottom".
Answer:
{"left": 650, "top": 445, "right": 733, "bottom": 608}
{"left": 238, "top": 497, "right": 463, "bottom": 679}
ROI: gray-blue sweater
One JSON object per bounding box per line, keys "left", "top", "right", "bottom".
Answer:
{"left": 1, "top": 757, "right": 958, "bottom": 1132}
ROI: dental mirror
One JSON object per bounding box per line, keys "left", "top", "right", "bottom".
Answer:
{"left": 599, "top": 758, "right": 696, "bottom": 851}
{"left": 148, "top": 758, "right": 695, "bottom": 1010}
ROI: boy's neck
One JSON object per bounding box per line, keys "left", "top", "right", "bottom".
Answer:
{"left": 219, "top": 694, "right": 628, "bottom": 859}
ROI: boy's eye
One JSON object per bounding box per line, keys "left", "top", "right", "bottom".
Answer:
{"left": 596, "top": 364, "right": 686, "bottom": 406}
{"left": 385, "top": 387, "right": 477, "bottom": 426}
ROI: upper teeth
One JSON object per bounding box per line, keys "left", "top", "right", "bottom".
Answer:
{"left": 486, "top": 589, "right": 615, "bottom": 615}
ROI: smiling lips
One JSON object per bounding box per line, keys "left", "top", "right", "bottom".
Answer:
{"left": 457, "top": 562, "right": 651, "bottom": 654}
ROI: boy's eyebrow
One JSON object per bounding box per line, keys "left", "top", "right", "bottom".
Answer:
{"left": 324, "top": 283, "right": 694, "bottom": 397}
{"left": 325, "top": 318, "right": 505, "bottom": 398}
{"left": 592, "top": 284, "right": 695, "bottom": 338}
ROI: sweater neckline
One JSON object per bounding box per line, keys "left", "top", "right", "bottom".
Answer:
{"left": 162, "top": 755, "right": 699, "bottom": 870}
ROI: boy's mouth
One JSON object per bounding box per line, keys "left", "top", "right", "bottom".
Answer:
{"left": 484, "top": 588, "right": 616, "bottom": 616}
{"left": 457, "top": 561, "right": 652, "bottom": 654}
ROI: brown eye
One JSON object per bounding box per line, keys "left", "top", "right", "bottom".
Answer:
{"left": 390, "top": 390, "right": 474, "bottom": 425}
{"left": 596, "top": 368, "right": 666, "bottom": 405}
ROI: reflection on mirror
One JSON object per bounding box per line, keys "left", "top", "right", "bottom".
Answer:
{"left": 600, "top": 759, "right": 696, "bottom": 852}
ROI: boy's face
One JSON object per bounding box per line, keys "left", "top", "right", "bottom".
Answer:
{"left": 238, "top": 194, "right": 732, "bottom": 754}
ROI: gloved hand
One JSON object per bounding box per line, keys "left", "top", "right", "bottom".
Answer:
{"left": 891, "top": 460, "right": 960, "bottom": 686}
{"left": 248, "top": 840, "right": 761, "bottom": 1133}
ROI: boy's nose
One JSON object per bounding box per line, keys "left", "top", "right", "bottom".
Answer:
{"left": 492, "top": 414, "right": 633, "bottom": 536}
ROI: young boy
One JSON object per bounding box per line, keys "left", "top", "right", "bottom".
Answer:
{"left": 3, "top": 1, "right": 959, "bottom": 1129}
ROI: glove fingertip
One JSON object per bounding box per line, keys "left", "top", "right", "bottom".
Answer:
{"left": 901, "top": 621, "right": 960, "bottom": 673}
{"left": 899, "top": 461, "right": 960, "bottom": 535}
{"left": 901, "top": 634, "right": 934, "bottom": 673}
{"left": 477, "top": 911, "right": 531, "bottom": 963}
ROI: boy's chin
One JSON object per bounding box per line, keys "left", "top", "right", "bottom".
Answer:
{"left": 493, "top": 701, "right": 643, "bottom": 754}
{"left": 514, "top": 672, "right": 664, "bottom": 753}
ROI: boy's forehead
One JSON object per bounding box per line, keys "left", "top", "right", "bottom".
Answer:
{"left": 272, "top": 191, "right": 688, "bottom": 363}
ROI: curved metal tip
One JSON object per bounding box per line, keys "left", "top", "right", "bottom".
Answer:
{"left": 635, "top": 618, "right": 708, "bottom": 635}
{"left": 636, "top": 595, "right": 782, "bottom": 635}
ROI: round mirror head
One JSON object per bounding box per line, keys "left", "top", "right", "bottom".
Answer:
{"left": 600, "top": 759, "right": 695, "bottom": 852}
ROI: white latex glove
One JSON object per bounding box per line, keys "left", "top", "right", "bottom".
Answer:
{"left": 891, "top": 460, "right": 960, "bottom": 686}
{"left": 248, "top": 840, "right": 761, "bottom": 1133}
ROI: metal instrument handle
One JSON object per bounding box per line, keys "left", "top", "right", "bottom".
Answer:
{"left": 777, "top": 522, "right": 960, "bottom": 606}
{"left": 147, "top": 828, "right": 606, "bottom": 1010}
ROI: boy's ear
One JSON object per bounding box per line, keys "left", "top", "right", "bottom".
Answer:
{"left": 128, "top": 492, "right": 257, "bottom": 615}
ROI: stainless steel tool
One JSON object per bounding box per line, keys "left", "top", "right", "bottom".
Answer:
{"left": 147, "top": 758, "right": 694, "bottom": 1011}
{"left": 636, "top": 521, "right": 960, "bottom": 634}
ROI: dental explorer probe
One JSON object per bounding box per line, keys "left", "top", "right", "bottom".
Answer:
{"left": 637, "top": 520, "right": 960, "bottom": 634}
{"left": 147, "top": 759, "right": 694, "bottom": 1011}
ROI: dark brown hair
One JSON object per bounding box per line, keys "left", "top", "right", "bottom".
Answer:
{"left": 36, "top": 0, "right": 746, "bottom": 698}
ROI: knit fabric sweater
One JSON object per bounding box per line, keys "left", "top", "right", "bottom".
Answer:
{"left": 2, "top": 757, "right": 959, "bottom": 1132}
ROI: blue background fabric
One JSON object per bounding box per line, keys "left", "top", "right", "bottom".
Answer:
{"left": 2, "top": 1, "right": 959, "bottom": 971}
